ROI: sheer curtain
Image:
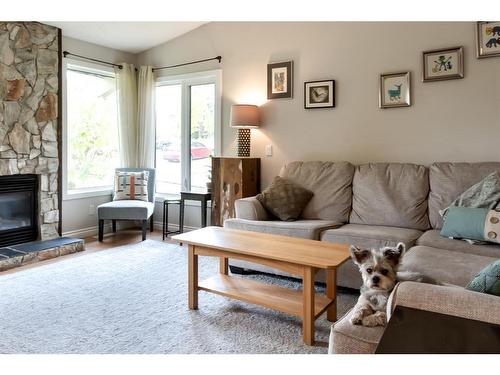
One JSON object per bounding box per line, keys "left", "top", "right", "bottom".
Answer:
{"left": 115, "top": 63, "right": 138, "bottom": 167}
{"left": 137, "top": 66, "right": 156, "bottom": 168}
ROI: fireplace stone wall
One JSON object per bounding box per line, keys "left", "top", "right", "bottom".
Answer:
{"left": 0, "top": 22, "right": 61, "bottom": 240}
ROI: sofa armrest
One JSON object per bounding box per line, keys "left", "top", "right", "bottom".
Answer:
{"left": 234, "top": 196, "right": 269, "bottom": 221}
{"left": 388, "top": 281, "right": 500, "bottom": 325}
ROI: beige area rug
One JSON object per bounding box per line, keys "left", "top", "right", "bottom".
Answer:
{"left": 0, "top": 240, "right": 358, "bottom": 354}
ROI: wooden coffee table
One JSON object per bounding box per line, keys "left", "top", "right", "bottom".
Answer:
{"left": 171, "top": 226, "right": 350, "bottom": 345}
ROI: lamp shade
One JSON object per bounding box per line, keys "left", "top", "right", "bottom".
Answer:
{"left": 230, "top": 104, "right": 260, "bottom": 129}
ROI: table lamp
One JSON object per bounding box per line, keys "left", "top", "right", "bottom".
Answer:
{"left": 230, "top": 104, "right": 260, "bottom": 157}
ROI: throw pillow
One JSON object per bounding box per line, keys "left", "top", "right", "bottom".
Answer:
{"left": 466, "top": 260, "right": 500, "bottom": 296}
{"left": 440, "top": 206, "right": 500, "bottom": 244}
{"left": 114, "top": 171, "right": 149, "bottom": 202}
{"left": 439, "top": 172, "right": 500, "bottom": 218}
{"left": 256, "top": 176, "right": 313, "bottom": 221}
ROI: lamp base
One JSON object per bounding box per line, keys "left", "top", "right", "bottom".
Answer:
{"left": 236, "top": 128, "right": 251, "bottom": 157}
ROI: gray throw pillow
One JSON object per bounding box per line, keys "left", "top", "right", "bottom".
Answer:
{"left": 256, "top": 176, "right": 313, "bottom": 221}
{"left": 439, "top": 172, "right": 500, "bottom": 218}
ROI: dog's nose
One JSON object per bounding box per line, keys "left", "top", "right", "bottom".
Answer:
{"left": 372, "top": 276, "right": 380, "bottom": 284}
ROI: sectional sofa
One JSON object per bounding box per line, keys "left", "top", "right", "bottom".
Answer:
{"left": 223, "top": 161, "right": 500, "bottom": 353}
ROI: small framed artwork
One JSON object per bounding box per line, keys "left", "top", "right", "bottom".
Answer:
{"left": 304, "top": 80, "right": 335, "bottom": 109}
{"left": 267, "top": 61, "right": 293, "bottom": 99}
{"left": 476, "top": 21, "right": 500, "bottom": 59}
{"left": 379, "top": 72, "right": 411, "bottom": 109}
{"left": 422, "top": 46, "right": 464, "bottom": 82}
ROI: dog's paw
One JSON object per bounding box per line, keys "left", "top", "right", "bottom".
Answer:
{"left": 361, "top": 312, "right": 387, "bottom": 327}
{"left": 350, "top": 311, "right": 364, "bottom": 325}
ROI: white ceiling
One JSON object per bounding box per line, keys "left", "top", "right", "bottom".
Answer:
{"left": 45, "top": 22, "right": 207, "bottom": 54}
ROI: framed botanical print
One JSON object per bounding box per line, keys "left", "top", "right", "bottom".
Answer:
{"left": 379, "top": 72, "right": 411, "bottom": 109}
{"left": 304, "top": 80, "right": 335, "bottom": 109}
{"left": 476, "top": 21, "right": 500, "bottom": 58}
{"left": 267, "top": 61, "right": 293, "bottom": 99}
{"left": 422, "top": 46, "right": 464, "bottom": 82}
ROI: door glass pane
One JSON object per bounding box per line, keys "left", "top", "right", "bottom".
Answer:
{"left": 190, "top": 83, "right": 215, "bottom": 191}
{"left": 156, "top": 84, "right": 182, "bottom": 194}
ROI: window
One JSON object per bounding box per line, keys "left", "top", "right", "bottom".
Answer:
{"left": 155, "top": 70, "right": 221, "bottom": 196}
{"left": 63, "top": 60, "right": 119, "bottom": 199}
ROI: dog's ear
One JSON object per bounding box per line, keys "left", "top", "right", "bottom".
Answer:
{"left": 383, "top": 242, "right": 405, "bottom": 266}
{"left": 350, "top": 245, "right": 370, "bottom": 265}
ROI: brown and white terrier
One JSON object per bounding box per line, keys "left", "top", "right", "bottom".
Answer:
{"left": 349, "top": 243, "right": 437, "bottom": 327}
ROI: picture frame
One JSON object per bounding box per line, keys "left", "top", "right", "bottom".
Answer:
{"left": 379, "top": 72, "right": 411, "bottom": 109}
{"left": 476, "top": 21, "right": 500, "bottom": 59}
{"left": 304, "top": 80, "right": 335, "bottom": 109}
{"left": 267, "top": 61, "right": 293, "bottom": 99}
{"left": 422, "top": 46, "right": 464, "bottom": 82}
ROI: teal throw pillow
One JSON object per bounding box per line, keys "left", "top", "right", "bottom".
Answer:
{"left": 466, "top": 260, "right": 500, "bottom": 296}
{"left": 440, "top": 207, "right": 490, "bottom": 242}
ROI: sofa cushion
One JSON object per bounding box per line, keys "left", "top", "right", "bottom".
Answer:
{"left": 321, "top": 224, "right": 422, "bottom": 249}
{"left": 223, "top": 218, "right": 339, "bottom": 240}
{"left": 321, "top": 224, "right": 423, "bottom": 290}
{"left": 256, "top": 176, "right": 313, "bottom": 221}
{"left": 279, "top": 161, "right": 354, "bottom": 222}
{"left": 349, "top": 163, "right": 430, "bottom": 230}
{"left": 428, "top": 162, "right": 500, "bottom": 229}
{"left": 97, "top": 200, "right": 154, "bottom": 220}
{"left": 416, "top": 229, "right": 500, "bottom": 258}
{"left": 401, "top": 246, "right": 496, "bottom": 287}
{"left": 329, "top": 308, "right": 384, "bottom": 354}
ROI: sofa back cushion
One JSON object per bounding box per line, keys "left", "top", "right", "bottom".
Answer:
{"left": 279, "top": 161, "right": 354, "bottom": 222}
{"left": 429, "top": 162, "right": 500, "bottom": 229}
{"left": 349, "top": 163, "right": 430, "bottom": 230}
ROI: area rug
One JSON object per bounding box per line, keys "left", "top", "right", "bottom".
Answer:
{"left": 0, "top": 240, "right": 357, "bottom": 354}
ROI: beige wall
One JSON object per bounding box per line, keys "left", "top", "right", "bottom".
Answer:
{"left": 138, "top": 22, "right": 500, "bottom": 188}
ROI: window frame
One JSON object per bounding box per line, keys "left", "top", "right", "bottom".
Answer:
{"left": 155, "top": 69, "right": 222, "bottom": 199}
{"left": 62, "top": 58, "right": 119, "bottom": 201}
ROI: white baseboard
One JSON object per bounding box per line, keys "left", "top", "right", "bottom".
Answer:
{"left": 62, "top": 224, "right": 112, "bottom": 239}
{"left": 63, "top": 222, "right": 199, "bottom": 238}
{"left": 153, "top": 222, "right": 198, "bottom": 233}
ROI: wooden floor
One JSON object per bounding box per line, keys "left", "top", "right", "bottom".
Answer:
{"left": 2, "top": 228, "right": 177, "bottom": 276}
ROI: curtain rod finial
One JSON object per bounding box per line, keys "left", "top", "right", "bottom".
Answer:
{"left": 217, "top": 56, "right": 222, "bottom": 63}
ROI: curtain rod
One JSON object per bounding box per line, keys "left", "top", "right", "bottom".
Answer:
{"left": 152, "top": 56, "right": 222, "bottom": 72}
{"left": 63, "top": 51, "right": 222, "bottom": 72}
{"left": 63, "top": 51, "right": 123, "bottom": 69}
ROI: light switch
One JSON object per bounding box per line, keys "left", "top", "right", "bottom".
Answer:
{"left": 265, "top": 144, "right": 273, "bottom": 157}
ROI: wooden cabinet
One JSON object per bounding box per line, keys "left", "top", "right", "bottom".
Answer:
{"left": 211, "top": 157, "right": 260, "bottom": 226}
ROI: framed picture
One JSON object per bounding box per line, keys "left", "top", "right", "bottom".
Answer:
{"left": 422, "top": 46, "right": 464, "bottom": 82}
{"left": 379, "top": 72, "right": 411, "bottom": 109}
{"left": 304, "top": 80, "right": 335, "bottom": 109}
{"left": 267, "top": 61, "right": 293, "bottom": 99}
{"left": 476, "top": 21, "right": 500, "bottom": 59}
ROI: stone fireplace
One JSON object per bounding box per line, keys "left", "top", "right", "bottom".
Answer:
{"left": 0, "top": 22, "right": 83, "bottom": 270}
{"left": 0, "top": 22, "right": 61, "bottom": 242}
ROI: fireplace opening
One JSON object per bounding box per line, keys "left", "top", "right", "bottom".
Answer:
{"left": 0, "top": 175, "right": 38, "bottom": 247}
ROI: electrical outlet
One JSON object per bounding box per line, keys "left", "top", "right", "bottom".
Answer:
{"left": 88, "top": 204, "right": 95, "bottom": 215}
{"left": 265, "top": 144, "right": 273, "bottom": 156}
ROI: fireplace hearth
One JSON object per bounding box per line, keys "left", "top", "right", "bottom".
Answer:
{"left": 0, "top": 174, "right": 38, "bottom": 247}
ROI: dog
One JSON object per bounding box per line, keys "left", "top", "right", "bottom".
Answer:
{"left": 349, "top": 242, "right": 437, "bottom": 327}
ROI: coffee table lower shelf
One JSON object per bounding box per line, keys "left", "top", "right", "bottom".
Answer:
{"left": 199, "top": 274, "right": 335, "bottom": 319}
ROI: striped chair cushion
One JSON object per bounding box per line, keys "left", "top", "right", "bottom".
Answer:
{"left": 113, "top": 171, "right": 149, "bottom": 202}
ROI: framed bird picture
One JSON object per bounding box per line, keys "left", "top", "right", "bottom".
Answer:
{"left": 304, "top": 80, "right": 335, "bottom": 109}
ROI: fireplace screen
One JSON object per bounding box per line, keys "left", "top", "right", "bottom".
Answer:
{"left": 0, "top": 174, "right": 38, "bottom": 247}
{"left": 0, "top": 191, "right": 34, "bottom": 231}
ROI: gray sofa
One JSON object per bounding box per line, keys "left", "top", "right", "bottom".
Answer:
{"left": 223, "top": 161, "right": 500, "bottom": 353}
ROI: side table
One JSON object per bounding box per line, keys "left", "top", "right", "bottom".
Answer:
{"left": 180, "top": 191, "right": 212, "bottom": 233}
{"left": 163, "top": 199, "right": 181, "bottom": 240}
